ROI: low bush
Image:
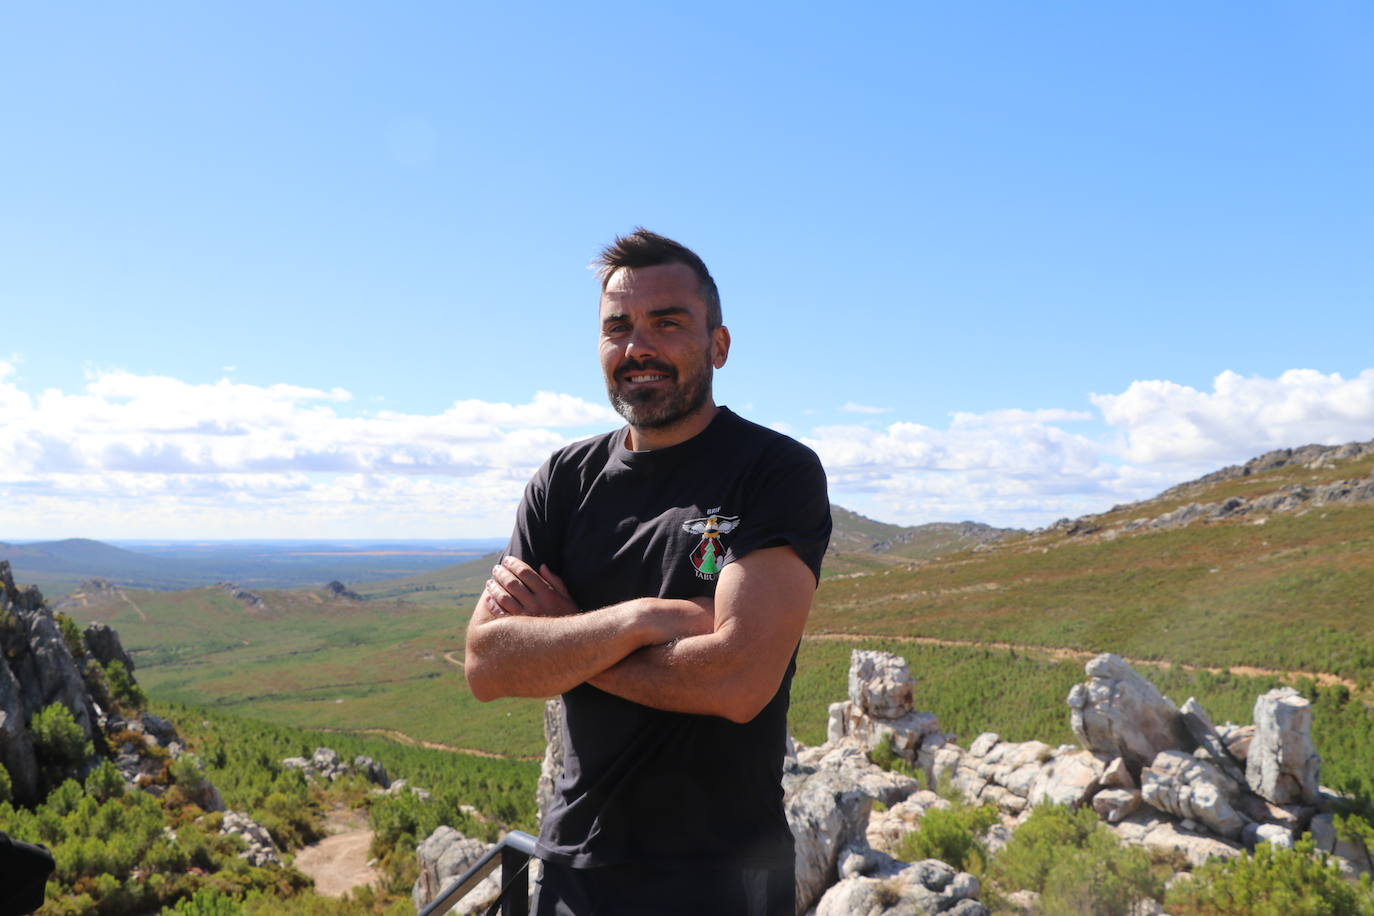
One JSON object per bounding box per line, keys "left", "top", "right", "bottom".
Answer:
{"left": 897, "top": 797, "right": 998, "bottom": 872}
{"left": 1166, "top": 838, "right": 1374, "bottom": 916}
{"left": 988, "top": 804, "right": 1161, "bottom": 916}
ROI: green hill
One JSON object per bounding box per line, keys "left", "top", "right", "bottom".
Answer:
{"left": 810, "top": 442, "right": 1374, "bottom": 681}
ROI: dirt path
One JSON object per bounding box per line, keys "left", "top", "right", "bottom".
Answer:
{"left": 116, "top": 588, "right": 148, "bottom": 622}
{"left": 804, "top": 633, "right": 1361, "bottom": 691}
{"left": 316, "top": 726, "right": 540, "bottom": 761}
{"left": 294, "top": 806, "right": 379, "bottom": 898}
{"left": 444, "top": 650, "right": 464, "bottom": 669}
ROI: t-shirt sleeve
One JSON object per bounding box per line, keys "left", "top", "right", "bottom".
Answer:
{"left": 723, "top": 440, "right": 832, "bottom": 582}
{"left": 505, "top": 454, "right": 561, "bottom": 570}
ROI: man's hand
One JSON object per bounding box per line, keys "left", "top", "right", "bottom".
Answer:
{"left": 484, "top": 556, "right": 577, "bottom": 617}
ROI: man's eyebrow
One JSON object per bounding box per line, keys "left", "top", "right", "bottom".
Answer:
{"left": 601, "top": 306, "right": 693, "bottom": 326}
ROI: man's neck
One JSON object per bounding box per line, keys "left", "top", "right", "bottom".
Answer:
{"left": 625, "top": 403, "right": 720, "bottom": 451}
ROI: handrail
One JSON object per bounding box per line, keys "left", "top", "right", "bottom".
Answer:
{"left": 417, "top": 830, "right": 538, "bottom": 916}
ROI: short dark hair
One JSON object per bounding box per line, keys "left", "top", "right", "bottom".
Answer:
{"left": 594, "top": 228, "right": 722, "bottom": 329}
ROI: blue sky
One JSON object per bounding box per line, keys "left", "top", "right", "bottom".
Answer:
{"left": 2, "top": 3, "right": 1372, "bottom": 539}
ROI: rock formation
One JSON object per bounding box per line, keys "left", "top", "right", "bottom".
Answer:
{"left": 411, "top": 825, "right": 502, "bottom": 915}
{"left": 1247, "top": 686, "right": 1320, "bottom": 806}
{"left": 1, "top": 561, "right": 107, "bottom": 802}
{"left": 1068, "top": 653, "right": 1192, "bottom": 773}
{"left": 280, "top": 746, "right": 391, "bottom": 788}
{"left": 512, "top": 647, "right": 1358, "bottom": 914}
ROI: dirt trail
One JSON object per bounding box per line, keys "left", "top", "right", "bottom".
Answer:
{"left": 294, "top": 806, "right": 379, "bottom": 898}
{"left": 805, "top": 633, "right": 1361, "bottom": 691}
{"left": 316, "top": 726, "right": 540, "bottom": 761}
{"left": 115, "top": 589, "right": 148, "bottom": 622}
{"left": 444, "top": 650, "right": 464, "bottom": 669}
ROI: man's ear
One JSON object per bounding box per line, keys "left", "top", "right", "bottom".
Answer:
{"left": 711, "top": 325, "right": 731, "bottom": 369}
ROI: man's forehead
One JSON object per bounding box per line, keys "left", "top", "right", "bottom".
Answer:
{"left": 600, "top": 262, "right": 706, "bottom": 311}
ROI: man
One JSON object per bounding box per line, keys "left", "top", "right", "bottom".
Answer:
{"left": 465, "top": 229, "right": 831, "bottom": 915}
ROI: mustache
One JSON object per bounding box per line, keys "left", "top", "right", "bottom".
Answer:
{"left": 617, "top": 358, "right": 677, "bottom": 378}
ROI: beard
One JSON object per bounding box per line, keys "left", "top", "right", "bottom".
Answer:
{"left": 607, "top": 355, "right": 713, "bottom": 430}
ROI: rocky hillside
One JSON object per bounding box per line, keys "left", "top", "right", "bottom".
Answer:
{"left": 809, "top": 437, "right": 1374, "bottom": 681}
{"left": 1, "top": 560, "right": 114, "bottom": 803}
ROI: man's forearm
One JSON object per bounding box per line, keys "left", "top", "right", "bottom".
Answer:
{"left": 589, "top": 546, "right": 816, "bottom": 723}
{"left": 464, "top": 593, "right": 713, "bottom": 701}
{"left": 588, "top": 625, "right": 776, "bottom": 723}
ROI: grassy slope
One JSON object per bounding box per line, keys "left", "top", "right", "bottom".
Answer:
{"left": 811, "top": 470, "right": 1374, "bottom": 680}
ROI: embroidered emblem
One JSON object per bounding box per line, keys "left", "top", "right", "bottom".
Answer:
{"left": 682, "top": 507, "right": 741, "bottom": 580}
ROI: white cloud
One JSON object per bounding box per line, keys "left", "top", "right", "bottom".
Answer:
{"left": 842, "top": 401, "right": 893, "bottom": 415}
{"left": 812, "top": 368, "right": 1374, "bottom": 530}
{"left": 0, "top": 369, "right": 619, "bottom": 538}
{"left": 1092, "top": 369, "right": 1374, "bottom": 466}
{"left": 4, "top": 365, "right": 1372, "bottom": 537}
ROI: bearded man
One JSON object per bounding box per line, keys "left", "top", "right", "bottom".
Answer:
{"left": 465, "top": 228, "right": 831, "bottom": 915}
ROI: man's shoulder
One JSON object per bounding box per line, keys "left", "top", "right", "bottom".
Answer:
{"left": 718, "top": 408, "right": 822, "bottom": 466}
{"left": 529, "top": 427, "right": 625, "bottom": 493}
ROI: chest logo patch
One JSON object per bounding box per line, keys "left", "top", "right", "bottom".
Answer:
{"left": 682, "top": 507, "right": 741, "bottom": 580}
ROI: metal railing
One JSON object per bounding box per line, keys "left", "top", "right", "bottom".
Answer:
{"left": 417, "top": 830, "right": 538, "bottom": 916}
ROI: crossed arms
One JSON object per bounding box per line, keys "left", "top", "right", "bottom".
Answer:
{"left": 463, "top": 547, "right": 816, "bottom": 724}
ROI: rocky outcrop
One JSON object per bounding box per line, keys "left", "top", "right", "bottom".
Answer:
{"left": 1049, "top": 439, "right": 1374, "bottom": 539}
{"left": 0, "top": 561, "right": 106, "bottom": 802}
{"left": 83, "top": 622, "right": 135, "bottom": 673}
{"left": 221, "top": 810, "right": 281, "bottom": 867}
{"left": 1140, "top": 751, "right": 1245, "bottom": 839}
{"left": 827, "top": 650, "right": 944, "bottom": 763}
{"left": 324, "top": 580, "right": 362, "bottom": 601}
{"left": 411, "top": 825, "right": 501, "bottom": 915}
{"left": 537, "top": 698, "right": 563, "bottom": 825}
{"left": 815, "top": 857, "right": 987, "bottom": 916}
{"left": 511, "top": 647, "right": 1355, "bottom": 915}
{"left": 1247, "top": 687, "right": 1320, "bottom": 806}
{"left": 1068, "top": 653, "right": 1192, "bottom": 773}
{"left": 280, "top": 747, "right": 390, "bottom": 788}
{"left": 216, "top": 581, "right": 265, "bottom": 608}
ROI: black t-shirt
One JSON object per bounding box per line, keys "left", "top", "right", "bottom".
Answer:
{"left": 507, "top": 407, "right": 831, "bottom": 869}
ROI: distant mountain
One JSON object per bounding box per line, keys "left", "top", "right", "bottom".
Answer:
{"left": 830, "top": 505, "right": 1018, "bottom": 557}
{"left": 0, "top": 538, "right": 506, "bottom": 597}
{"left": 0, "top": 538, "right": 185, "bottom": 586}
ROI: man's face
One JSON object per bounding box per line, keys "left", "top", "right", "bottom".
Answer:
{"left": 599, "top": 262, "right": 729, "bottom": 433}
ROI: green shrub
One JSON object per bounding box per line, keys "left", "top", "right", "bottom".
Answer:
{"left": 106, "top": 659, "right": 147, "bottom": 711}
{"left": 1166, "top": 838, "right": 1374, "bottom": 915}
{"left": 56, "top": 612, "right": 86, "bottom": 660}
{"left": 989, "top": 804, "right": 1162, "bottom": 916}
{"left": 161, "top": 887, "right": 244, "bottom": 915}
{"left": 0, "top": 762, "right": 11, "bottom": 804}
{"left": 867, "top": 733, "right": 921, "bottom": 781}
{"left": 32, "top": 703, "right": 93, "bottom": 790}
{"left": 897, "top": 799, "right": 998, "bottom": 872}
{"left": 84, "top": 760, "right": 126, "bottom": 802}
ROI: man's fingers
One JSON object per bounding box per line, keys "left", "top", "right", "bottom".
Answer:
{"left": 484, "top": 579, "right": 524, "bottom": 615}
{"left": 491, "top": 562, "right": 536, "bottom": 599}
{"left": 540, "top": 564, "right": 573, "bottom": 600}
{"left": 503, "top": 555, "right": 558, "bottom": 595}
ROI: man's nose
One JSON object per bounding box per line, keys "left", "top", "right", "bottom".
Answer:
{"left": 624, "top": 328, "right": 657, "bottom": 360}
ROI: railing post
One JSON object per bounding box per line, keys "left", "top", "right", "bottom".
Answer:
{"left": 501, "top": 844, "right": 530, "bottom": 916}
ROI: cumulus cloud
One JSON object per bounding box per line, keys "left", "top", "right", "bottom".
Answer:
{"left": 1092, "top": 369, "right": 1374, "bottom": 466}
{"left": 0, "top": 367, "right": 618, "bottom": 537}
{"left": 4, "top": 364, "right": 1373, "bottom": 537}
{"left": 808, "top": 368, "right": 1374, "bottom": 529}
